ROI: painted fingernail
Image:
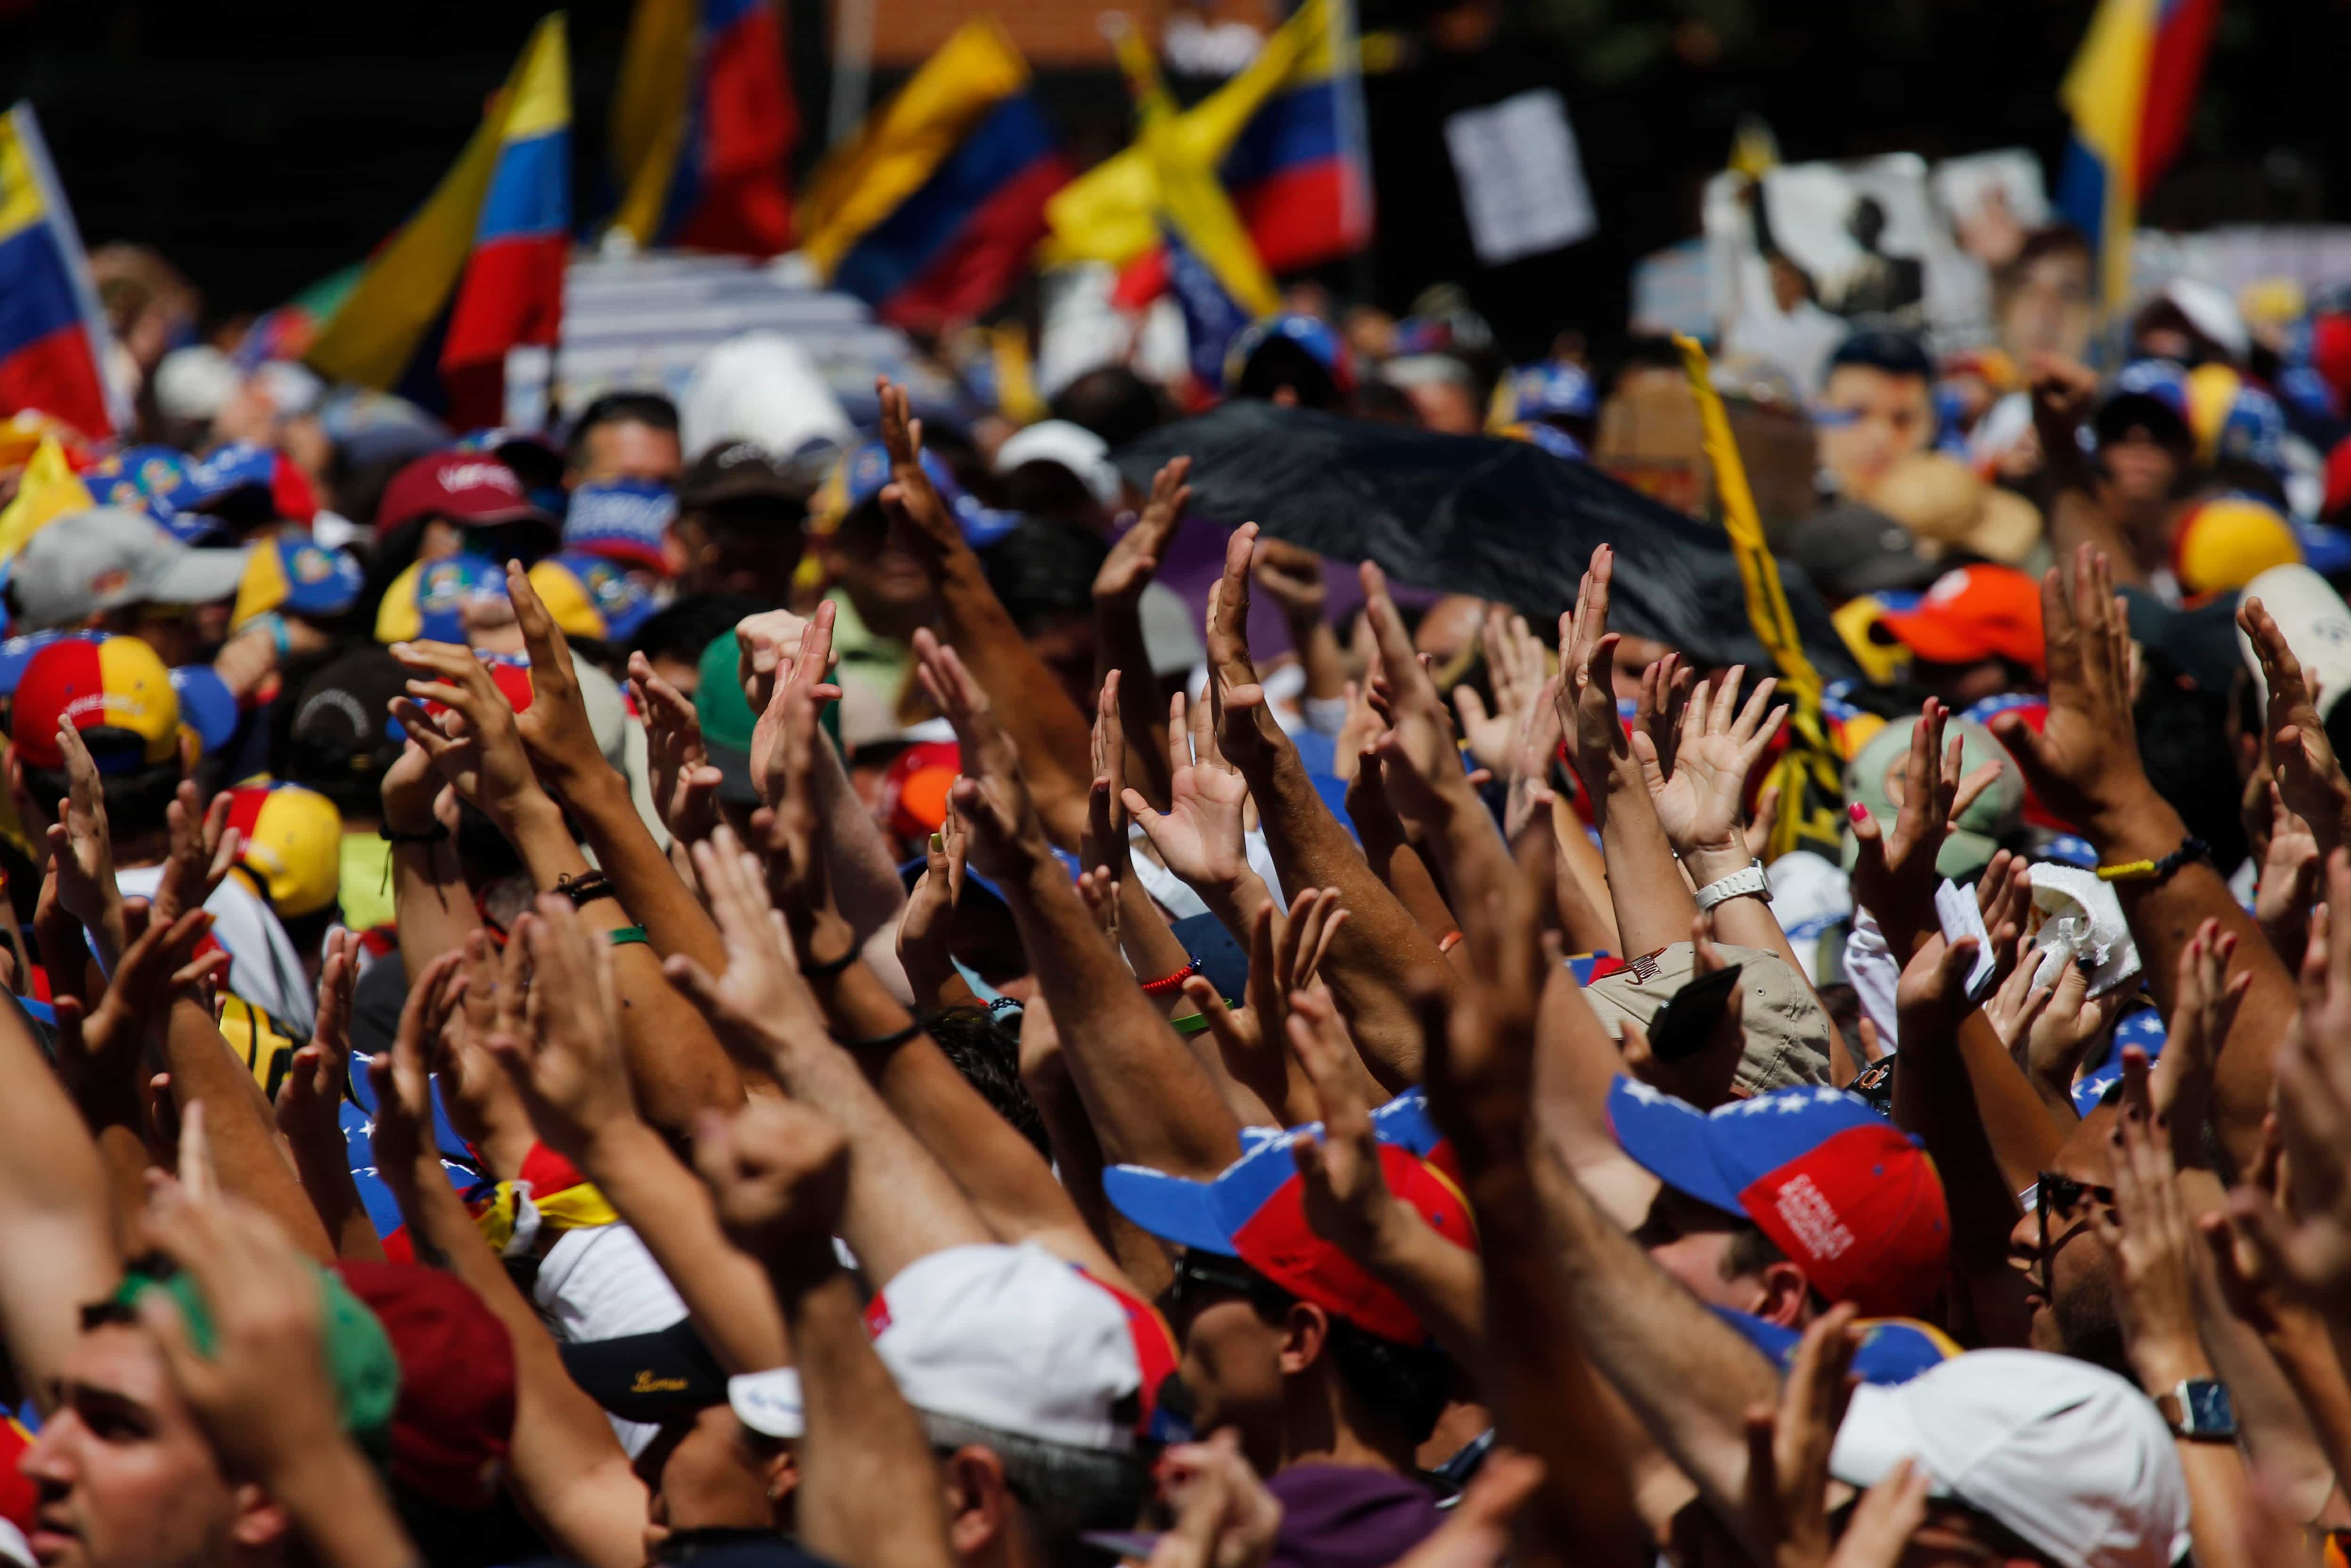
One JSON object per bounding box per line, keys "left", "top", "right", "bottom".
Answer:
{"left": 1848, "top": 802, "right": 1868, "bottom": 823}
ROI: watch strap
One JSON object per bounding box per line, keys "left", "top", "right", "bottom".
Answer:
{"left": 1693, "top": 860, "right": 1772, "bottom": 912}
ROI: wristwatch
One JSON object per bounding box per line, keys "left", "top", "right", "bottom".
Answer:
{"left": 2154, "top": 1378, "right": 2236, "bottom": 1441}
{"left": 1693, "top": 860, "right": 1772, "bottom": 913}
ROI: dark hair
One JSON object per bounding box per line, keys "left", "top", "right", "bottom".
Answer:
{"left": 1050, "top": 367, "right": 1173, "bottom": 450}
{"left": 926, "top": 1005, "right": 1050, "bottom": 1158}
{"left": 2133, "top": 647, "right": 2250, "bottom": 873}
{"left": 23, "top": 750, "right": 181, "bottom": 841}
{"left": 566, "top": 391, "right": 680, "bottom": 465}
{"left": 1828, "top": 330, "right": 1933, "bottom": 383}
{"left": 629, "top": 593, "right": 770, "bottom": 670}
{"left": 1233, "top": 1271, "right": 1453, "bottom": 1446}
{"left": 980, "top": 520, "right": 1110, "bottom": 637}
{"left": 1232, "top": 338, "right": 1343, "bottom": 410}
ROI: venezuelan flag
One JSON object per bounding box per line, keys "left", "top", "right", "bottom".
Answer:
{"left": 2055, "top": 0, "right": 2217, "bottom": 308}
{"left": 1046, "top": 0, "right": 1370, "bottom": 277}
{"left": 0, "top": 104, "right": 124, "bottom": 441}
{"left": 609, "top": 0, "right": 799, "bottom": 256}
{"left": 1114, "top": 24, "right": 1278, "bottom": 386}
{"left": 795, "top": 21, "right": 1072, "bottom": 332}
{"left": 307, "top": 16, "right": 570, "bottom": 430}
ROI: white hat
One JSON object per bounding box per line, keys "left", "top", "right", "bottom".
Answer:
{"left": 150, "top": 346, "right": 240, "bottom": 425}
{"left": 9, "top": 508, "right": 249, "bottom": 629}
{"left": 864, "top": 1242, "right": 1147, "bottom": 1453}
{"left": 680, "top": 331, "right": 854, "bottom": 465}
{"left": 994, "top": 419, "right": 1121, "bottom": 511}
{"left": 2162, "top": 278, "right": 2250, "bottom": 365}
{"left": 2237, "top": 563, "right": 2351, "bottom": 718}
{"left": 728, "top": 1367, "right": 805, "bottom": 1440}
{"left": 1830, "top": 1349, "right": 2189, "bottom": 1568}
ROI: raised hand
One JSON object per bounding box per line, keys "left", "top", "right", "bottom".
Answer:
{"left": 2151, "top": 920, "right": 2249, "bottom": 1170}
{"left": 484, "top": 898, "right": 637, "bottom": 1164}
{"left": 1205, "top": 525, "right": 1273, "bottom": 767}
{"left": 505, "top": 559, "right": 614, "bottom": 793}
{"left": 1633, "top": 651, "right": 1694, "bottom": 783}
{"left": 1083, "top": 671, "right": 1131, "bottom": 882}
{"left": 1288, "top": 985, "right": 1402, "bottom": 1261}
{"left": 1095, "top": 457, "right": 1190, "bottom": 608}
{"left": 1636, "top": 666, "right": 1785, "bottom": 860}
{"left": 630, "top": 650, "right": 721, "bottom": 844}
{"left": 1188, "top": 888, "right": 1350, "bottom": 1121}
{"left": 2090, "top": 1055, "right": 2213, "bottom": 1394}
{"left": 45, "top": 721, "right": 127, "bottom": 958}
{"left": 914, "top": 627, "right": 1044, "bottom": 879}
{"left": 1987, "top": 547, "right": 2153, "bottom": 835}
{"left": 150, "top": 782, "right": 240, "bottom": 930}
{"left": 750, "top": 674, "right": 834, "bottom": 933}
{"left": 54, "top": 906, "right": 222, "bottom": 1122}
{"left": 1362, "top": 560, "right": 1472, "bottom": 824}
{"left": 2253, "top": 783, "right": 2321, "bottom": 960}
{"left": 1554, "top": 545, "right": 1629, "bottom": 797}
{"left": 690, "top": 1093, "right": 850, "bottom": 1272}
{"left": 1252, "top": 535, "right": 1327, "bottom": 626}
{"left": 2238, "top": 595, "right": 2351, "bottom": 849}
{"left": 753, "top": 600, "right": 841, "bottom": 809}
{"left": 1848, "top": 699, "right": 1980, "bottom": 950}
{"left": 1741, "top": 1302, "right": 1861, "bottom": 1568}
{"left": 275, "top": 928, "right": 359, "bottom": 1143}
{"left": 876, "top": 376, "right": 960, "bottom": 554}
{"left": 1126, "top": 691, "right": 1251, "bottom": 898}
{"left": 665, "top": 825, "right": 827, "bottom": 1056}
{"left": 897, "top": 810, "right": 965, "bottom": 1000}
{"left": 1149, "top": 1429, "right": 1283, "bottom": 1568}
{"left": 387, "top": 642, "right": 544, "bottom": 829}
{"left": 363, "top": 950, "right": 466, "bottom": 1187}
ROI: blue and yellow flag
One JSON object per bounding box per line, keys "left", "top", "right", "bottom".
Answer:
{"left": 0, "top": 104, "right": 124, "bottom": 440}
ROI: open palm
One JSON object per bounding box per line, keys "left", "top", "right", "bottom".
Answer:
{"left": 1138, "top": 761, "right": 1249, "bottom": 890}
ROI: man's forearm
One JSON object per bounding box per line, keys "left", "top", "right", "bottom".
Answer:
{"left": 1593, "top": 765, "right": 1698, "bottom": 957}
{"left": 286, "top": 1126, "right": 387, "bottom": 1263}
{"left": 164, "top": 1001, "right": 335, "bottom": 1262}
{"left": 392, "top": 839, "right": 477, "bottom": 985}
{"left": 811, "top": 732, "right": 909, "bottom": 943}
{"left": 558, "top": 767, "right": 728, "bottom": 971}
{"left": 0, "top": 1008, "right": 119, "bottom": 1410}
{"left": 932, "top": 551, "right": 1095, "bottom": 841}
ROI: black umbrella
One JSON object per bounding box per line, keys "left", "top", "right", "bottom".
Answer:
{"left": 1116, "top": 401, "right": 1859, "bottom": 684}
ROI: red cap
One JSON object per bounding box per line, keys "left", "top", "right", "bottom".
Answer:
{"left": 376, "top": 452, "right": 552, "bottom": 536}
{"left": 1876, "top": 565, "right": 2046, "bottom": 675}
{"left": 332, "top": 1262, "right": 516, "bottom": 1511}
{"left": 10, "top": 635, "right": 181, "bottom": 773}
{"left": 881, "top": 739, "right": 959, "bottom": 841}
{"left": 2326, "top": 435, "right": 2351, "bottom": 523}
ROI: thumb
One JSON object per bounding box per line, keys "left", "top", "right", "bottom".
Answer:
{"left": 662, "top": 953, "right": 730, "bottom": 1020}
{"left": 1451, "top": 686, "right": 1491, "bottom": 733}
{"left": 1987, "top": 710, "right": 2058, "bottom": 789}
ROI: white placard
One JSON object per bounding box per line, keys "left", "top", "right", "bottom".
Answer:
{"left": 1442, "top": 89, "right": 1597, "bottom": 266}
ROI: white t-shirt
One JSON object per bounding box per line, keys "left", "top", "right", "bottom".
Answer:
{"left": 113, "top": 865, "right": 316, "bottom": 1036}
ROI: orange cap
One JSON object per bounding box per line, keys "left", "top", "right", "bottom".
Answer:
{"left": 1876, "top": 565, "right": 2045, "bottom": 675}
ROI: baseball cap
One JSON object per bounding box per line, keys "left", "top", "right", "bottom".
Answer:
{"left": 560, "top": 1318, "right": 733, "bottom": 1424}
{"left": 1716, "top": 1307, "right": 1957, "bottom": 1387}
{"left": 2171, "top": 492, "right": 2299, "bottom": 597}
{"left": 10, "top": 633, "right": 180, "bottom": 773}
{"left": 2161, "top": 277, "right": 2250, "bottom": 363}
{"left": 810, "top": 440, "right": 1017, "bottom": 548}
{"left": 1223, "top": 314, "right": 1356, "bottom": 396}
{"left": 332, "top": 1261, "right": 516, "bottom": 1510}
{"left": 1875, "top": 565, "right": 2045, "bottom": 674}
{"left": 993, "top": 420, "right": 1122, "bottom": 511}
{"left": 527, "top": 551, "right": 658, "bottom": 644}
{"left": 562, "top": 479, "right": 675, "bottom": 574}
{"left": 2094, "top": 360, "right": 2192, "bottom": 450}
{"left": 1792, "top": 502, "right": 1943, "bottom": 601}
{"left": 230, "top": 534, "right": 364, "bottom": 629}
{"left": 111, "top": 1256, "right": 400, "bottom": 1457}
{"left": 285, "top": 648, "right": 410, "bottom": 805}
{"left": 1841, "top": 713, "right": 2023, "bottom": 881}
{"left": 169, "top": 664, "right": 240, "bottom": 758}
{"left": 1868, "top": 452, "right": 2041, "bottom": 567}
{"left": 1104, "top": 1122, "right": 1476, "bottom": 1345}
{"left": 2239, "top": 563, "right": 2351, "bottom": 721}
{"left": 811, "top": 1241, "right": 1180, "bottom": 1452}
{"left": 677, "top": 439, "right": 811, "bottom": 513}
{"left": 376, "top": 553, "right": 505, "bottom": 645}
{"left": 7, "top": 507, "right": 249, "bottom": 629}
{"left": 82, "top": 445, "right": 192, "bottom": 516}
{"left": 159, "top": 441, "right": 318, "bottom": 531}
{"left": 880, "top": 738, "right": 960, "bottom": 840}
{"left": 1607, "top": 1078, "right": 1950, "bottom": 1316}
{"left": 1507, "top": 362, "right": 1597, "bottom": 424}
{"left": 225, "top": 783, "right": 343, "bottom": 918}
{"left": 1829, "top": 1349, "right": 2189, "bottom": 1568}
{"left": 2184, "top": 364, "right": 2286, "bottom": 477}
{"left": 693, "top": 632, "right": 762, "bottom": 805}
{"left": 375, "top": 450, "right": 554, "bottom": 536}
{"left": 150, "top": 345, "right": 240, "bottom": 427}
{"left": 1582, "top": 944, "right": 1835, "bottom": 1094}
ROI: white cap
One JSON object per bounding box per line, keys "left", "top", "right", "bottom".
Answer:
{"left": 680, "top": 331, "right": 854, "bottom": 464}
{"left": 728, "top": 1367, "right": 805, "bottom": 1439}
{"left": 2162, "top": 278, "right": 2250, "bottom": 365}
{"left": 2237, "top": 563, "right": 2351, "bottom": 718}
{"left": 994, "top": 419, "right": 1121, "bottom": 511}
{"left": 9, "top": 508, "right": 249, "bottom": 629}
{"left": 1830, "top": 1350, "right": 2188, "bottom": 1568}
{"left": 150, "top": 346, "right": 240, "bottom": 425}
{"left": 865, "top": 1242, "right": 1145, "bottom": 1453}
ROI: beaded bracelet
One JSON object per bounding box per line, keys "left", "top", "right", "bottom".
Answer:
{"left": 1139, "top": 957, "right": 1199, "bottom": 996}
{"left": 2096, "top": 837, "right": 2209, "bottom": 884}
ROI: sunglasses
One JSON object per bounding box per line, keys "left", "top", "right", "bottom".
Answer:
{"left": 1167, "top": 1251, "right": 1286, "bottom": 1322}
{"left": 2033, "top": 1172, "right": 2115, "bottom": 1255}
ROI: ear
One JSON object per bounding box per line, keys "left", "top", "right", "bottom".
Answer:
{"left": 1278, "top": 1299, "right": 1330, "bottom": 1376}
{"left": 8, "top": 751, "right": 45, "bottom": 839}
{"left": 761, "top": 1444, "right": 800, "bottom": 1515}
{"left": 1753, "top": 1261, "right": 1812, "bottom": 1329}
{"left": 225, "top": 1483, "right": 293, "bottom": 1551}
{"left": 943, "top": 1444, "right": 1009, "bottom": 1559}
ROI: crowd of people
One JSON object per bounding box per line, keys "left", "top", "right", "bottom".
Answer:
{"left": 11, "top": 228, "right": 2351, "bottom": 1568}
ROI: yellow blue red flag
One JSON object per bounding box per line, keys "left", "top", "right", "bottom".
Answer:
{"left": 307, "top": 15, "right": 570, "bottom": 429}
{"left": 794, "top": 21, "right": 1070, "bottom": 332}
{"left": 609, "top": 0, "right": 798, "bottom": 255}
{"left": 0, "top": 104, "right": 125, "bottom": 440}
{"left": 2055, "top": 0, "right": 2218, "bottom": 307}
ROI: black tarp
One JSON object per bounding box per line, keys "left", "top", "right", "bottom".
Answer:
{"left": 1116, "top": 402, "right": 1860, "bottom": 684}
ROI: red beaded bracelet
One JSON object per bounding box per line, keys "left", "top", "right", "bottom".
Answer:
{"left": 1139, "top": 958, "right": 1199, "bottom": 996}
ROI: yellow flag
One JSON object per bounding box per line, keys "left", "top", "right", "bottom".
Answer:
{"left": 609, "top": 0, "right": 696, "bottom": 246}
{"left": 1113, "top": 23, "right": 1278, "bottom": 318}
{"left": 0, "top": 434, "right": 93, "bottom": 564}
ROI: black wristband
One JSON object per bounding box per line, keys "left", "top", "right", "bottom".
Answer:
{"left": 834, "top": 1020, "right": 922, "bottom": 1050}
{"left": 379, "top": 822, "right": 450, "bottom": 846}
{"left": 798, "top": 946, "right": 859, "bottom": 980}
{"left": 553, "top": 872, "right": 618, "bottom": 908}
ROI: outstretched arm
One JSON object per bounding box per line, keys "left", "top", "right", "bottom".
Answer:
{"left": 1094, "top": 457, "right": 1191, "bottom": 811}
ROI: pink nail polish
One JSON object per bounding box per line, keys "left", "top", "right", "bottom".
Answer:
{"left": 1848, "top": 802, "right": 1868, "bottom": 823}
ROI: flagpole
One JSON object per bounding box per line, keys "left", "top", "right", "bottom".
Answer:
{"left": 828, "top": 0, "right": 877, "bottom": 150}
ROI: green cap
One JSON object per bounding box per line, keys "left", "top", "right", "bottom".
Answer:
{"left": 1840, "top": 714, "right": 2025, "bottom": 882}
{"left": 115, "top": 1260, "right": 401, "bottom": 1457}
{"left": 694, "top": 634, "right": 760, "bottom": 757}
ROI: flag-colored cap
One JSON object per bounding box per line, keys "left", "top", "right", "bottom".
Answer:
{"left": 376, "top": 553, "right": 505, "bottom": 645}
{"left": 1609, "top": 1078, "right": 1949, "bottom": 1318}
{"left": 10, "top": 633, "right": 180, "bottom": 772}
{"left": 226, "top": 782, "right": 344, "bottom": 918}
{"left": 232, "top": 534, "right": 364, "bottom": 629}
{"left": 561, "top": 479, "right": 674, "bottom": 574}
{"left": 527, "top": 550, "right": 657, "bottom": 643}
